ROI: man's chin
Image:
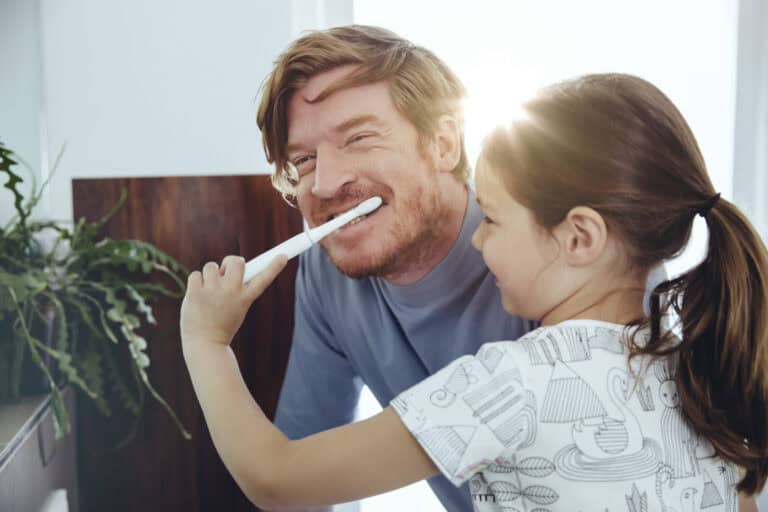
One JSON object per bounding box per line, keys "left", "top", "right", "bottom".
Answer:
{"left": 330, "top": 256, "right": 393, "bottom": 280}
{"left": 326, "top": 246, "right": 398, "bottom": 279}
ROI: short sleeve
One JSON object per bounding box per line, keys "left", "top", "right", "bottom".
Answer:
{"left": 390, "top": 342, "right": 535, "bottom": 486}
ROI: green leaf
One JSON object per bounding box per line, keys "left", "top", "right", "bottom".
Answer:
{"left": 0, "top": 141, "right": 29, "bottom": 228}
{"left": 101, "top": 340, "right": 140, "bottom": 415}
{"left": 79, "top": 346, "right": 110, "bottom": 415}
{"left": 7, "top": 287, "right": 70, "bottom": 436}
{"left": 8, "top": 329, "right": 26, "bottom": 399}
{"left": 123, "top": 313, "right": 140, "bottom": 330}
{"left": 71, "top": 289, "right": 119, "bottom": 343}
{"left": 124, "top": 284, "right": 156, "bottom": 325}
{"left": 0, "top": 270, "right": 47, "bottom": 312}
{"left": 35, "top": 344, "right": 98, "bottom": 399}
{"left": 48, "top": 386, "right": 70, "bottom": 440}
{"left": 133, "top": 364, "right": 191, "bottom": 440}
{"left": 30, "top": 297, "right": 97, "bottom": 400}
{"left": 61, "top": 294, "right": 103, "bottom": 340}
{"left": 1, "top": 141, "right": 190, "bottom": 440}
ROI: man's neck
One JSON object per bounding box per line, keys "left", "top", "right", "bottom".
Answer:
{"left": 383, "top": 184, "right": 469, "bottom": 286}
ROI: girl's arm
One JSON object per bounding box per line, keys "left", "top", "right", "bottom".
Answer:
{"left": 180, "top": 256, "right": 438, "bottom": 509}
{"left": 183, "top": 341, "right": 437, "bottom": 509}
{"left": 739, "top": 493, "right": 758, "bottom": 512}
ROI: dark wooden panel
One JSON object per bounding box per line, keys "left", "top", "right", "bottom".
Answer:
{"left": 72, "top": 175, "right": 302, "bottom": 512}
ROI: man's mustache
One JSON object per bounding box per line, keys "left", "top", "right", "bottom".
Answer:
{"left": 314, "top": 187, "right": 390, "bottom": 220}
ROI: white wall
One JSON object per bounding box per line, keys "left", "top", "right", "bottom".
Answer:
{"left": 0, "top": 0, "right": 44, "bottom": 225}
{"left": 39, "top": 0, "right": 288, "bottom": 223}
{"left": 734, "top": 7, "right": 768, "bottom": 512}
{"left": 733, "top": 0, "right": 768, "bottom": 244}
{"left": 0, "top": 0, "right": 352, "bottom": 225}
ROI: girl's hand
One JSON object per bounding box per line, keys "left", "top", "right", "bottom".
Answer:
{"left": 180, "top": 255, "right": 287, "bottom": 347}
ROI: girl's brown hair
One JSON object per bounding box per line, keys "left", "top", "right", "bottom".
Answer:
{"left": 256, "top": 25, "right": 469, "bottom": 204}
{"left": 481, "top": 73, "right": 768, "bottom": 493}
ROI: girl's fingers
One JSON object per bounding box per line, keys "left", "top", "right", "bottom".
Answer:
{"left": 244, "top": 256, "right": 288, "bottom": 302}
{"left": 187, "top": 270, "right": 203, "bottom": 291}
{"left": 221, "top": 255, "right": 246, "bottom": 282}
{"left": 202, "top": 261, "right": 220, "bottom": 284}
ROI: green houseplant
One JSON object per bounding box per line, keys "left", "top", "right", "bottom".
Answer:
{"left": 0, "top": 140, "right": 190, "bottom": 440}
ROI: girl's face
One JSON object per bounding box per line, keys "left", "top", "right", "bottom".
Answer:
{"left": 471, "top": 160, "right": 564, "bottom": 320}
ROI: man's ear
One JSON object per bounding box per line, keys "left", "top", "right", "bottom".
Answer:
{"left": 432, "top": 114, "right": 461, "bottom": 173}
{"left": 556, "top": 206, "right": 608, "bottom": 266}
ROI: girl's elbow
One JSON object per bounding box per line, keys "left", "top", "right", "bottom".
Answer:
{"left": 241, "top": 477, "right": 284, "bottom": 510}
{"left": 239, "top": 459, "right": 297, "bottom": 510}
{"left": 237, "top": 439, "right": 306, "bottom": 509}
{"left": 224, "top": 461, "right": 281, "bottom": 510}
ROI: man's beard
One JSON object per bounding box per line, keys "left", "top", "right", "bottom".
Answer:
{"left": 324, "top": 185, "right": 444, "bottom": 280}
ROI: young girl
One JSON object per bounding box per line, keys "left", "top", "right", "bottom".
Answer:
{"left": 180, "top": 73, "right": 767, "bottom": 511}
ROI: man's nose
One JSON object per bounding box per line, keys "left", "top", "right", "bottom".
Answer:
{"left": 311, "top": 146, "right": 356, "bottom": 198}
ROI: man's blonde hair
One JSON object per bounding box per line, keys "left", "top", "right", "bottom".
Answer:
{"left": 256, "top": 25, "right": 469, "bottom": 204}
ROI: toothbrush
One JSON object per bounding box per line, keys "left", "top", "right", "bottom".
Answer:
{"left": 242, "top": 196, "right": 383, "bottom": 283}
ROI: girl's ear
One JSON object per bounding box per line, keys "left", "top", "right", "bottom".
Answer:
{"left": 557, "top": 206, "right": 608, "bottom": 266}
{"left": 432, "top": 114, "right": 461, "bottom": 173}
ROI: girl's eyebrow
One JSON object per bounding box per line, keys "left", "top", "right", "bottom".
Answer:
{"left": 476, "top": 195, "right": 498, "bottom": 216}
{"left": 285, "top": 141, "right": 308, "bottom": 156}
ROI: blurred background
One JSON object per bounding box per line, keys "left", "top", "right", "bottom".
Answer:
{"left": 1, "top": 1, "right": 765, "bottom": 511}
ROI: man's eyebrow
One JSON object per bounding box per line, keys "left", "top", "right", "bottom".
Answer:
{"left": 332, "top": 114, "right": 383, "bottom": 135}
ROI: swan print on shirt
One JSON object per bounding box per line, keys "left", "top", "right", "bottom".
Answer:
{"left": 390, "top": 320, "right": 737, "bottom": 512}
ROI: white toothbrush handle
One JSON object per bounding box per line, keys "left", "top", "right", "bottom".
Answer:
{"left": 241, "top": 196, "right": 383, "bottom": 284}
{"left": 242, "top": 231, "right": 314, "bottom": 283}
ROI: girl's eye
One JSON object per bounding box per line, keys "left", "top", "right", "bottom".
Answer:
{"left": 483, "top": 216, "right": 495, "bottom": 224}
{"left": 293, "top": 155, "right": 314, "bottom": 166}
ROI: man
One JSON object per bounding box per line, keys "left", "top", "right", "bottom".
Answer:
{"left": 256, "top": 25, "right": 532, "bottom": 511}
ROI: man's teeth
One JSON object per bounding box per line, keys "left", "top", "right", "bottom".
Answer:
{"left": 348, "top": 214, "right": 367, "bottom": 226}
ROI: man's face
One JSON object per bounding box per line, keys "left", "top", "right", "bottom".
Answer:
{"left": 286, "top": 66, "right": 446, "bottom": 278}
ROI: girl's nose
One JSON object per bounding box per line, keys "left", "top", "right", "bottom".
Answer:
{"left": 471, "top": 226, "right": 483, "bottom": 250}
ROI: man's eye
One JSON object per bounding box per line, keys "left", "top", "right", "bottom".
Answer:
{"left": 483, "top": 216, "right": 495, "bottom": 224}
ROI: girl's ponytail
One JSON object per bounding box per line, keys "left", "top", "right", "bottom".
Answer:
{"left": 663, "top": 197, "right": 768, "bottom": 493}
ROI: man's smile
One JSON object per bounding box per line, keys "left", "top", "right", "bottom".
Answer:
{"left": 330, "top": 203, "right": 388, "bottom": 239}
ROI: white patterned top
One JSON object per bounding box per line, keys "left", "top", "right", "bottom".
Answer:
{"left": 391, "top": 319, "right": 738, "bottom": 512}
